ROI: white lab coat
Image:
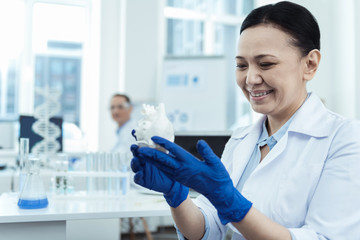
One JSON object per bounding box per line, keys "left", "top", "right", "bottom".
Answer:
{"left": 193, "top": 93, "right": 360, "bottom": 239}
{"left": 111, "top": 119, "right": 137, "bottom": 155}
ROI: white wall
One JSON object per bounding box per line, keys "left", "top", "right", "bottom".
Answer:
{"left": 96, "top": 0, "right": 122, "bottom": 151}
{"left": 95, "top": 0, "right": 163, "bottom": 151}
{"left": 355, "top": 0, "right": 360, "bottom": 119}
{"left": 123, "top": 0, "right": 164, "bottom": 103}
{"left": 289, "top": 0, "right": 357, "bottom": 119}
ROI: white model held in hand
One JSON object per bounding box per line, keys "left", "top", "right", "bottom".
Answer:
{"left": 134, "top": 103, "right": 174, "bottom": 150}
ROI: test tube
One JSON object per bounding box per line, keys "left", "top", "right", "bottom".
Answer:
{"left": 112, "top": 152, "right": 121, "bottom": 196}
{"left": 103, "top": 153, "right": 111, "bottom": 195}
{"left": 19, "top": 138, "right": 29, "bottom": 192}
{"left": 86, "top": 153, "right": 95, "bottom": 194}
{"left": 120, "top": 153, "right": 130, "bottom": 196}
{"left": 59, "top": 154, "right": 69, "bottom": 194}
{"left": 55, "top": 160, "right": 64, "bottom": 195}
{"left": 93, "top": 153, "right": 99, "bottom": 194}
{"left": 97, "top": 152, "right": 106, "bottom": 195}
{"left": 53, "top": 153, "right": 69, "bottom": 195}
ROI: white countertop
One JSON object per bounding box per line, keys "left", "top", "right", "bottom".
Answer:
{"left": 0, "top": 190, "right": 171, "bottom": 223}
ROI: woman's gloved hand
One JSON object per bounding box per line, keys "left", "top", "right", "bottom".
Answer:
{"left": 130, "top": 144, "right": 189, "bottom": 208}
{"left": 137, "top": 136, "right": 253, "bottom": 224}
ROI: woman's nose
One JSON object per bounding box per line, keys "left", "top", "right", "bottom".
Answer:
{"left": 245, "top": 67, "right": 262, "bottom": 86}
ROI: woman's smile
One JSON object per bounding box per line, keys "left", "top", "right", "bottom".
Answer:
{"left": 248, "top": 89, "right": 274, "bottom": 101}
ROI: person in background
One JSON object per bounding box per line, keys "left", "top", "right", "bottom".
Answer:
{"left": 130, "top": 1, "right": 360, "bottom": 240}
{"left": 110, "top": 93, "right": 137, "bottom": 155}
{"left": 110, "top": 94, "right": 155, "bottom": 239}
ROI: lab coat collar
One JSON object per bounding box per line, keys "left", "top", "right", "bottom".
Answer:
{"left": 287, "top": 93, "right": 331, "bottom": 138}
{"left": 231, "top": 116, "right": 266, "bottom": 140}
{"left": 232, "top": 93, "right": 330, "bottom": 139}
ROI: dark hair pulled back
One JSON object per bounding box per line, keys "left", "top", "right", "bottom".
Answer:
{"left": 240, "top": 1, "right": 320, "bottom": 56}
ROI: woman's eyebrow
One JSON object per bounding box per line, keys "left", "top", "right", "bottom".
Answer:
{"left": 235, "top": 54, "right": 277, "bottom": 60}
{"left": 254, "top": 54, "right": 277, "bottom": 60}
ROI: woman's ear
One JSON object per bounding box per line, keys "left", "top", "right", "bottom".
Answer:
{"left": 304, "top": 49, "right": 321, "bottom": 81}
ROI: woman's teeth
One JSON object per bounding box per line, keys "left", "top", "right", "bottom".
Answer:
{"left": 251, "top": 90, "right": 273, "bottom": 97}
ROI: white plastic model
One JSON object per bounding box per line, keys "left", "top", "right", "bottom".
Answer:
{"left": 32, "top": 86, "right": 61, "bottom": 156}
{"left": 134, "top": 103, "right": 174, "bottom": 149}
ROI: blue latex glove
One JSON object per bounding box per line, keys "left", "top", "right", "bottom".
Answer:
{"left": 138, "top": 136, "right": 253, "bottom": 224}
{"left": 131, "top": 129, "right": 137, "bottom": 140}
{"left": 130, "top": 144, "right": 189, "bottom": 208}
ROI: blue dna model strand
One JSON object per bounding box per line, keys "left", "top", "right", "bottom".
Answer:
{"left": 31, "top": 86, "right": 62, "bottom": 159}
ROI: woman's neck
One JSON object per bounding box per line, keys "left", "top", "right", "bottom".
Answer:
{"left": 266, "top": 92, "right": 308, "bottom": 136}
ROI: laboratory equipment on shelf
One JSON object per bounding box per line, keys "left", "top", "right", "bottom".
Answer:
{"left": 49, "top": 152, "right": 130, "bottom": 198}
{"left": 18, "top": 157, "right": 48, "bottom": 209}
{"left": 51, "top": 153, "right": 74, "bottom": 195}
{"left": 84, "top": 152, "right": 130, "bottom": 197}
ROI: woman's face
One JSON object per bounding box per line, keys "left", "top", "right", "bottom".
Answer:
{"left": 236, "top": 25, "right": 308, "bottom": 121}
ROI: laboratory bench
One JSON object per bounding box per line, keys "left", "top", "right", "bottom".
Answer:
{"left": 0, "top": 190, "right": 173, "bottom": 240}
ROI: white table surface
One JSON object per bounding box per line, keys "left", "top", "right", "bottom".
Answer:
{"left": 0, "top": 190, "right": 171, "bottom": 223}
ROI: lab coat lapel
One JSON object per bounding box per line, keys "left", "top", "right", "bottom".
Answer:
{"left": 287, "top": 93, "right": 331, "bottom": 138}
{"left": 253, "top": 131, "right": 289, "bottom": 174}
{"left": 231, "top": 116, "right": 265, "bottom": 184}
{"left": 248, "top": 93, "right": 330, "bottom": 175}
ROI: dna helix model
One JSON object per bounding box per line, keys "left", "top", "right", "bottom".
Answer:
{"left": 31, "top": 85, "right": 62, "bottom": 158}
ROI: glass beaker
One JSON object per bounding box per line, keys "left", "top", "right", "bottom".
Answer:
{"left": 18, "top": 157, "right": 48, "bottom": 209}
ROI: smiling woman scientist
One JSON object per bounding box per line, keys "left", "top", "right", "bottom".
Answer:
{"left": 130, "top": 1, "right": 360, "bottom": 239}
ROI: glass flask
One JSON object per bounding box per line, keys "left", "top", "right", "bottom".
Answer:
{"left": 18, "top": 157, "right": 48, "bottom": 209}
